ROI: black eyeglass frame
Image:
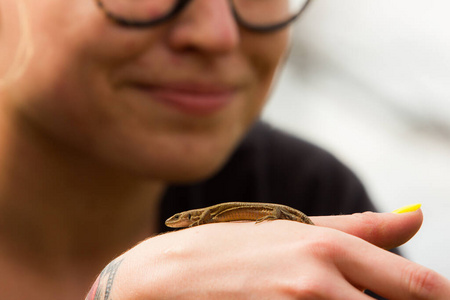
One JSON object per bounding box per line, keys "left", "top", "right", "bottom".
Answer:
{"left": 95, "top": 0, "right": 311, "bottom": 32}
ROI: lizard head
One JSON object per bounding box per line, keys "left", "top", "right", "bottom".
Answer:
{"left": 165, "top": 211, "right": 194, "bottom": 228}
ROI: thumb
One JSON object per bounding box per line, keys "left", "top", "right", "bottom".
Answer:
{"left": 310, "top": 205, "right": 423, "bottom": 250}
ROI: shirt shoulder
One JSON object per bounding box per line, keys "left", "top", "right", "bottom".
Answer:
{"left": 240, "top": 122, "right": 376, "bottom": 215}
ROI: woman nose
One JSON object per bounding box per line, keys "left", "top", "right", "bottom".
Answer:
{"left": 168, "top": 0, "right": 240, "bottom": 54}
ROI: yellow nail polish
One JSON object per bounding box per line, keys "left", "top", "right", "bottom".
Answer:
{"left": 392, "top": 203, "right": 422, "bottom": 214}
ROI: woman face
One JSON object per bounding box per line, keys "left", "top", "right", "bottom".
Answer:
{"left": 1, "top": 0, "right": 290, "bottom": 182}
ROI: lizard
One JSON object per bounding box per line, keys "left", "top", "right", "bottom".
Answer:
{"left": 165, "top": 202, "right": 314, "bottom": 228}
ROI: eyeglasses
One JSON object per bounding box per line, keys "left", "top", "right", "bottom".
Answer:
{"left": 95, "top": 0, "right": 311, "bottom": 32}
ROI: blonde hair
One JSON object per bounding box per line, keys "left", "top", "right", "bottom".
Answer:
{"left": 0, "top": 0, "right": 34, "bottom": 87}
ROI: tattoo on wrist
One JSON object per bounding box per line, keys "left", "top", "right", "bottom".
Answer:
{"left": 86, "top": 257, "right": 124, "bottom": 300}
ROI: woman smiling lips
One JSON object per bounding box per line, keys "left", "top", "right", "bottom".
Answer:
{"left": 132, "top": 81, "right": 239, "bottom": 115}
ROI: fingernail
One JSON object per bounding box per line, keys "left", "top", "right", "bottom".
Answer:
{"left": 392, "top": 203, "right": 422, "bottom": 214}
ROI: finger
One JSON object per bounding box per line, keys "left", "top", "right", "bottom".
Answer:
{"left": 321, "top": 278, "right": 375, "bottom": 300}
{"left": 335, "top": 283, "right": 374, "bottom": 300}
{"left": 290, "top": 258, "right": 374, "bottom": 300}
{"left": 310, "top": 209, "right": 423, "bottom": 249}
{"left": 336, "top": 237, "right": 450, "bottom": 299}
{"left": 316, "top": 282, "right": 374, "bottom": 300}
{"left": 295, "top": 264, "right": 375, "bottom": 300}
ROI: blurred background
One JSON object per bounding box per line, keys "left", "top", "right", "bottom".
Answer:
{"left": 263, "top": 0, "right": 450, "bottom": 278}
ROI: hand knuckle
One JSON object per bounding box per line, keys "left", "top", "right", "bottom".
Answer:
{"left": 302, "top": 233, "right": 344, "bottom": 261}
{"left": 402, "top": 264, "right": 441, "bottom": 299}
{"left": 353, "top": 211, "right": 379, "bottom": 226}
{"left": 281, "top": 277, "right": 327, "bottom": 299}
{"left": 351, "top": 211, "right": 383, "bottom": 238}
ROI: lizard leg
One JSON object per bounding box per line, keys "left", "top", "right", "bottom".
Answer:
{"left": 255, "top": 207, "right": 300, "bottom": 223}
{"left": 279, "top": 207, "right": 298, "bottom": 221}
{"left": 280, "top": 207, "right": 314, "bottom": 224}
{"left": 190, "top": 209, "right": 212, "bottom": 227}
{"left": 255, "top": 207, "right": 281, "bottom": 223}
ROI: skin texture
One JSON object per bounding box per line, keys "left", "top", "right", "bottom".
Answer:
{"left": 100, "top": 211, "right": 450, "bottom": 300}
{"left": 0, "top": 1, "right": 448, "bottom": 300}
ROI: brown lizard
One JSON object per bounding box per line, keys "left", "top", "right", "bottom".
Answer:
{"left": 165, "top": 202, "right": 314, "bottom": 228}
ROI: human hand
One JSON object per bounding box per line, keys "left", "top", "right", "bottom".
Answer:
{"left": 87, "top": 208, "right": 450, "bottom": 299}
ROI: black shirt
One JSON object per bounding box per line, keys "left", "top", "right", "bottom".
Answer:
{"left": 160, "top": 121, "right": 377, "bottom": 232}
